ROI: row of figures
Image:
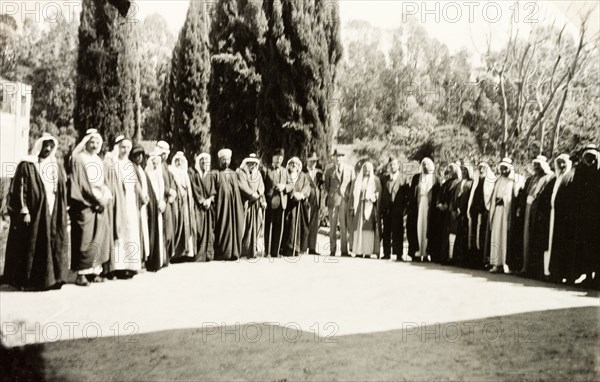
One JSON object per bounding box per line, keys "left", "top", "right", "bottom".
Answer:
{"left": 2, "top": 129, "right": 599, "bottom": 290}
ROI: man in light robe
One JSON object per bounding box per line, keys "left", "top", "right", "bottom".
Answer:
{"left": 407, "top": 158, "right": 439, "bottom": 262}
{"left": 69, "top": 129, "right": 113, "bottom": 286}
{"left": 145, "top": 149, "right": 168, "bottom": 271}
{"left": 489, "top": 158, "right": 524, "bottom": 274}
{"left": 189, "top": 153, "right": 217, "bottom": 262}
{"left": 351, "top": 162, "right": 382, "bottom": 258}
{"left": 169, "top": 152, "right": 197, "bottom": 263}
{"left": 156, "top": 141, "right": 177, "bottom": 260}
{"left": 467, "top": 162, "right": 495, "bottom": 268}
{"left": 237, "top": 154, "right": 267, "bottom": 258}
{"left": 281, "top": 157, "right": 311, "bottom": 256}
{"left": 214, "top": 149, "right": 245, "bottom": 261}
{"left": 105, "top": 136, "right": 142, "bottom": 279}
{"left": 324, "top": 149, "right": 355, "bottom": 257}
{"left": 380, "top": 158, "right": 407, "bottom": 261}
{"left": 572, "top": 144, "right": 600, "bottom": 288}
{"left": 130, "top": 145, "right": 151, "bottom": 267}
{"left": 514, "top": 155, "right": 553, "bottom": 276}
{"left": 3, "top": 134, "right": 68, "bottom": 291}
{"left": 304, "top": 153, "right": 324, "bottom": 255}
{"left": 262, "top": 148, "right": 287, "bottom": 257}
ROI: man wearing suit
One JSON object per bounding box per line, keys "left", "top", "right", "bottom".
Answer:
{"left": 324, "top": 150, "right": 355, "bottom": 257}
{"left": 262, "top": 148, "right": 288, "bottom": 257}
{"left": 304, "top": 153, "right": 324, "bottom": 254}
{"left": 380, "top": 158, "right": 408, "bottom": 261}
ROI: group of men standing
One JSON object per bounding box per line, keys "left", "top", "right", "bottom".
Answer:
{"left": 2, "top": 128, "right": 599, "bottom": 291}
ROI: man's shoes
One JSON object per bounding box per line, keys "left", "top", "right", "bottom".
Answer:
{"left": 381, "top": 255, "right": 391, "bottom": 260}
{"left": 75, "top": 275, "right": 90, "bottom": 287}
{"left": 341, "top": 252, "right": 351, "bottom": 257}
{"left": 330, "top": 252, "right": 336, "bottom": 257}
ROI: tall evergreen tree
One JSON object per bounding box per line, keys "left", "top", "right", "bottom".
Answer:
{"left": 167, "top": 1, "right": 211, "bottom": 155}
{"left": 209, "top": 0, "right": 267, "bottom": 165}
{"left": 74, "top": 0, "right": 141, "bottom": 142}
{"left": 259, "top": 0, "right": 342, "bottom": 160}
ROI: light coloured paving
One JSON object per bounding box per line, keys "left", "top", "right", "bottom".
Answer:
{"left": 1, "top": 236, "right": 597, "bottom": 347}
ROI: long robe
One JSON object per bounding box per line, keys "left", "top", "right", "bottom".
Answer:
{"left": 145, "top": 164, "right": 168, "bottom": 272}
{"left": 106, "top": 156, "right": 142, "bottom": 273}
{"left": 489, "top": 176, "right": 519, "bottom": 268}
{"left": 170, "top": 167, "right": 197, "bottom": 262}
{"left": 162, "top": 161, "right": 177, "bottom": 259}
{"left": 188, "top": 168, "right": 217, "bottom": 262}
{"left": 467, "top": 177, "right": 494, "bottom": 268}
{"left": 546, "top": 171, "right": 576, "bottom": 281}
{"left": 281, "top": 172, "right": 311, "bottom": 256}
{"left": 351, "top": 176, "right": 382, "bottom": 256}
{"left": 407, "top": 173, "right": 440, "bottom": 259}
{"left": 237, "top": 168, "right": 266, "bottom": 258}
{"left": 305, "top": 167, "right": 324, "bottom": 253}
{"left": 4, "top": 160, "right": 68, "bottom": 290}
{"left": 69, "top": 152, "right": 112, "bottom": 273}
{"left": 214, "top": 168, "right": 245, "bottom": 261}
{"left": 572, "top": 163, "right": 600, "bottom": 280}
{"left": 454, "top": 179, "right": 473, "bottom": 266}
{"left": 380, "top": 173, "right": 407, "bottom": 258}
{"left": 134, "top": 165, "right": 151, "bottom": 263}
{"left": 263, "top": 165, "right": 287, "bottom": 257}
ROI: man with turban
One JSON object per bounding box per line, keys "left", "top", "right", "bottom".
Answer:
{"left": 214, "top": 149, "right": 245, "bottom": 260}
{"left": 144, "top": 149, "right": 168, "bottom": 271}
{"left": 4, "top": 133, "right": 68, "bottom": 290}
{"left": 189, "top": 153, "right": 217, "bottom": 262}
{"left": 69, "top": 129, "right": 113, "bottom": 286}
{"left": 281, "top": 157, "right": 311, "bottom": 256}
{"left": 351, "top": 161, "right": 382, "bottom": 258}
{"left": 130, "top": 145, "right": 152, "bottom": 267}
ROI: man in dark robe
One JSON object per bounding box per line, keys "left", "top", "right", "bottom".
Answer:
{"left": 572, "top": 145, "right": 600, "bottom": 288}
{"left": 281, "top": 157, "right": 311, "bottom": 256}
{"left": 237, "top": 154, "right": 266, "bottom": 258}
{"left": 380, "top": 158, "right": 407, "bottom": 261}
{"left": 214, "top": 149, "right": 245, "bottom": 261}
{"left": 453, "top": 162, "right": 474, "bottom": 267}
{"left": 156, "top": 141, "right": 178, "bottom": 260}
{"left": 436, "top": 163, "right": 462, "bottom": 265}
{"left": 467, "top": 162, "right": 495, "bottom": 269}
{"left": 3, "top": 134, "right": 68, "bottom": 291}
{"left": 514, "top": 156, "right": 553, "bottom": 277}
{"left": 189, "top": 153, "right": 217, "bottom": 262}
{"left": 545, "top": 155, "right": 576, "bottom": 283}
{"left": 304, "top": 153, "right": 324, "bottom": 255}
{"left": 144, "top": 149, "right": 169, "bottom": 272}
{"left": 262, "top": 148, "right": 287, "bottom": 257}
{"left": 69, "top": 129, "right": 113, "bottom": 286}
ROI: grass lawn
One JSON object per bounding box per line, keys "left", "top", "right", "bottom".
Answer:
{"left": 2, "top": 306, "right": 598, "bottom": 381}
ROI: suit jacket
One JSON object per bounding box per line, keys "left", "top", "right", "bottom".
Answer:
{"left": 380, "top": 172, "right": 407, "bottom": 214}
{"left": 324, "top": 164, "right": 355, "bottom": 208}
{"left": 263, "top": 165, "right": 288, "bottom": 210}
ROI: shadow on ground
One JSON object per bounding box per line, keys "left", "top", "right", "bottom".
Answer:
{"left": 1, "top": 307, "right": 598, "bottom": 382}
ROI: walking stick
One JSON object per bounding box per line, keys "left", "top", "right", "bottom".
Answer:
{"left": 266, "top": 208, "right": 272, "bottom": 257}
{"left": 276, "top": 190, "right": 285, "bottom": 258}
{"left": 292, "top": 199, "right": 302, "bottom": 257}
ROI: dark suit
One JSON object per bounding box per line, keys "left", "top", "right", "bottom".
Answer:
{"left": 262, "top": 165, "right": 287, "bottom": 256}
{"left": 305, "top": 167, "right": 324, "bottom": 253}
{"left": 324, "top": 164, "right": 355, "bottom": 255}
{"left": 380, "top": 172, "right": 407, "bottom": 258}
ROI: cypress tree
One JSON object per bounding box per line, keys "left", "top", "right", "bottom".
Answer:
{"left": 74, "top": 0, "right": 141, "bottom": 143}
{"left": 173, "top": 1, "right": 211, "bottom": 155}
{"left": 259, "top": 0, "right": 342, "bottom": 160}
{"left": 209, "top": 0, "right": 267, "bottom": 165}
